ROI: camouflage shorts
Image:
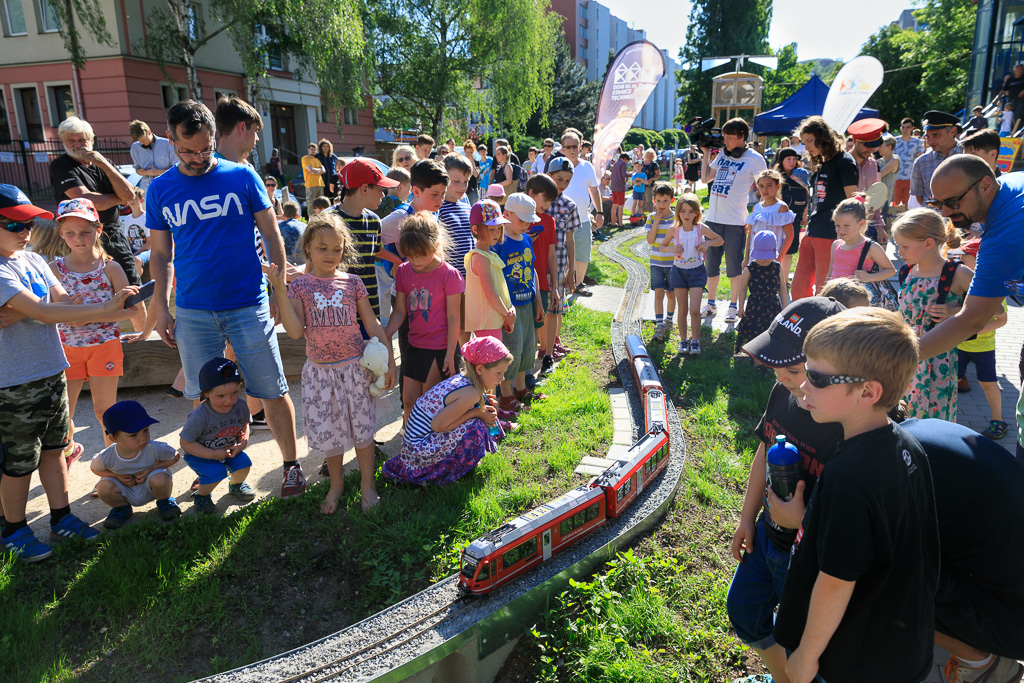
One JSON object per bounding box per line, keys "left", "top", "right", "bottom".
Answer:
{"left": 0, "top": 373, "right": 70, "bottom": 477}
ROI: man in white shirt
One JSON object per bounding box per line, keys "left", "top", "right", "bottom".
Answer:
{"left": 560, "top": 131, "right": 604, "bottom": 297}
{"left": 129, "top": 120, "right": 175, "bottom": 190}
{"left": 533, "top": 138, "right": 555, "bottom": 174}
{"left": 699, "top": 118, "right": 766, "bottom": 323}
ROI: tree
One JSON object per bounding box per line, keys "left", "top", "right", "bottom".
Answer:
{"left": 45, "top": 0, "right": 116, "bottom": 69}
{"left": 365, "top": 0, "right": 560, "bottom": 138}
{"left": 760, "top": 43, "right": 812, "bottom": 111}
{"left": 674, "top": 0, "right": 772, "bottom": 125}
{"left": 908, "top": 0, "right": 975, "bottom": 113}
{"left": 658, "top": 128, "right": 690, "bottom": 150}
{"left": 623, "top": 128, "right": 665, "bottom": 150}
{"left": 524, "top": 36, "right": 600, "bottom": 141}
{"left": 859, "top": 24, "right": 929, "bottom": 124}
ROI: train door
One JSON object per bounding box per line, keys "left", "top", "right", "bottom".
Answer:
{"left": 636, "top": 472, "right": 643, "bottom": 496}
{"left": 542, "top": 530, "right": 552, "bottom": 560}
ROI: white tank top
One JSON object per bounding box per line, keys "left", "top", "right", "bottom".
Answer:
{"left": 672, "top": 224, "right": 705, "bottom": 269}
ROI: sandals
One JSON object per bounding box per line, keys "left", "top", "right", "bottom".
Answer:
{"left": 498, "top": 395, "right": 526, "bottom": 413}
{"left": 574, "top": 284, "right": 594, "bottom": 297}
{"left": 514, "top": 387, "right": 547, "bottom": 405}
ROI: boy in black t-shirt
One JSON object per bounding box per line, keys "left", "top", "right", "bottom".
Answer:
{"left": 774, "top": 308, "right": 939, "bottom": 683}
{"left": 729, "top": 297, "right": 847, "bottom": 681}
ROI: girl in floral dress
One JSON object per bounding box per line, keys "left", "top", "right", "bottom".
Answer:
{"left": 893, "top": 209, "right": 973, "bottom": 420}
{"left": 383, "top": 336, "right": 511, "bottom": 486}
{"left": 50, "top": 198, "right": 134, "bottom": 459}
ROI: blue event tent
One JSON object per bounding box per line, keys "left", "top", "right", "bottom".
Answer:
{"left": 753, "top": 74, "right": 879, "bottom": 135}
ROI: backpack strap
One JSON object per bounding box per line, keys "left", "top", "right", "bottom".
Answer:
{"left": 935, "top": 259, "right": 959, "bottom": 305}
{"left": 856, "top": 240, "right": 874, "bottom": 272}
{"left": 899, "top": 263, "right": 911, "bottom": 287}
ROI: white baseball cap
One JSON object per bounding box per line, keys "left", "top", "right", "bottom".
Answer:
{"left": 504, "top": 193, "right": 540, "bottom": 223}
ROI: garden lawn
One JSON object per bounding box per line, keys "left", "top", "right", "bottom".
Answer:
{"left": 0, "top": 307, "right": 615, "bottom": 683}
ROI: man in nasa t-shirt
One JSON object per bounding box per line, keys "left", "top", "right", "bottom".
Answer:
{"left": 699, "top": 117, "right": 766, "bottom": 323}
{"left": 146, "top": 99, "right": 307, "bottom": 499}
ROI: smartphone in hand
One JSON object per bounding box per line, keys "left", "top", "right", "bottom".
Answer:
{"left": 123, "top": 280, "right": 156, "bottom": 309}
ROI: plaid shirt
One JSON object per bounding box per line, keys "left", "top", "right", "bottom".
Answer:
{"left": 910, "top": 145, "right": 962, "bottom": 203}
{"left": 548, "top": 194, "right": 580, "bottom": 283}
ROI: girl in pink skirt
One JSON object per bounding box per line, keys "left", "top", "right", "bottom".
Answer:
{"left": 268, "top": 213, "right": 396, "bottom": 514}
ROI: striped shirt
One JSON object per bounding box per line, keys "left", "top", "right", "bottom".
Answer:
{"left": 548, "top": 194, "right": 580, "bottom": 283}
{"left": 333, "top": 208, "right": 381, "bottom": 317}
{"left": 438, "top": 199, "right": 474, "bottom": 277}
{"left": 910, "top": 145, "right": 962, "bottom": 204}
{"left": 646, "top": 216, "right": 675, "bottom": 266}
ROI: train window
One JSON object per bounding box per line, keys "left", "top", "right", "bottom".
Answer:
{"left": 477, "top": 563, "right": 489, "bottom": 580}
{"left": 502, "top": 538, "right": 538, "bottom": 570}
{"left": 461, "top": 559, "right": 477, "bottom": 579}
{"left": 616, "top": 476, "right": 633, "bottom": 502}
{"left": 586, "top": 502, "right": 600, "bottom": 521}
{"left": 560, "top": 503, "right": 601, "bottom": 537}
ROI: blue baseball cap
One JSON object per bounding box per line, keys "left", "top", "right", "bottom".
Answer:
{"left": 103, "top": 400, "right": 159, "bottom": 435}
{"left": 0, "top": 183, "right": 53, "bottom": 221}
{"left": 199, "top": 357, "right": 241, "bottom": 392}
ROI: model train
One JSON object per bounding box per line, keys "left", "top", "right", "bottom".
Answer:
{"left": 459, "top": 334, "right": 671, "bottom": 595}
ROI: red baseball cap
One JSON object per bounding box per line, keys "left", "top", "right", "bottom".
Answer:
{"left": 57, "top": 197, "right": 102, "bottom": 223}
{"left": 0, "top": 183, "right": 53, "bottom": 221}
{"left": 339, "top": 159, "right": 399, "bottom": 190}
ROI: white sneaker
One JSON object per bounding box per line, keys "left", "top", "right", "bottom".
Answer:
{"left": 724, "top": 305, "right": 739, "bottom": 324}
{"left": 689, "top": 339, "right": 701, "bottom": 355}
{"left": 943, "top": 654, "right": 1023, "bottom": 683}
{"left": 664, "top": 318, "right": 674, "bottom": 333}
{"left": 654, "top": 323, "right": 665, "bottom": 341}
{"left": 678, "top": 339, "right": 689, "bottom": 354}
{"left": 701, "top": 301, "right": 717, "bottom": 317}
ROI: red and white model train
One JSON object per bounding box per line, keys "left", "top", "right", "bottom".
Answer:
{"left": 459, "top": 334, "right": 672, "bottom": 595}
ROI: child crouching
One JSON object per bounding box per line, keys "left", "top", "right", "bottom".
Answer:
{"left": 179, "top": 358, "right": 256, "bottom": 515}
{"left": 92, "top": 400, "right": 181, "bottom": 529}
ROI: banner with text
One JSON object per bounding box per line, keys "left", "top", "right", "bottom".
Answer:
{"left": 822, "top": 56, "right": 884, "bottom": 134}
{"left": 593, "top": 41, "right": 666, "bottom": 173}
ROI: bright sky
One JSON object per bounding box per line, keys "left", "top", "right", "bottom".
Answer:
{"left": 596, "top": 0, "right": 911, "bottom": 65}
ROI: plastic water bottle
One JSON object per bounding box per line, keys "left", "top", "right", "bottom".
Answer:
{"left": 766, "top": 434, "right": 800, "bottom": 502}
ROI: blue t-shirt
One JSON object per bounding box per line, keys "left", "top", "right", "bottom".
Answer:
{"left": 479, "top": 158, "right": 493, "bottom": 189}
{"left": 278, "top": 218, "right": 305, "bottom": 262}
{"left": 0, "top": 250, "right": 68, "bottom": 388}
{"left": 147, "top": 160, "right": 273, "bottom": 310}
{"left": 492, "top": 233, "right": 535, "bottom": 305}
{"left": 631, "top": 171, "right": 648, "bottom": 190}
{"left": 969, "top": 172, "right": 1024, "bottom": 298}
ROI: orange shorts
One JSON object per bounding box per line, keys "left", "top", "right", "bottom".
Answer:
{"left": 63, "top": 338, "right": 124, "bottom": 381}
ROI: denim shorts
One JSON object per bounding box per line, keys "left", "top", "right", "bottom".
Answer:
{"left": 174, "top": 301, "right": 289, "bottom": 401}
{"left": 957, "top": 348, "right": 997, "bottom": 382}
{"left": 726, "top": 514, "right": 792, "bottom": 648}
{"left": 671, "top": 264, "right": 708, "bottom": 290}
{"left": 650, "top": 265, "right": 674, "bottom": 292}
{"left": 183, "top": 451, "right": 252, "bottom": 486}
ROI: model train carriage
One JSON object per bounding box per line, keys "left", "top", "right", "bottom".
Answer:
{"left": 459, "top": 485, "right": 607, "bottom": 595}
{"left": 625, "top": 334, "right": 650, "bottom": 365}
{"left": 644, "top": 388, "right": 668, "bottom": 435}
{"left": 594, "top": 430, "right": 670, "bottom": 518}
{"left": 632, "top": 357, "right": 663, "bottom": 398}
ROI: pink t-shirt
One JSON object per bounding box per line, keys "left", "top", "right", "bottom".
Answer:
{"left": 288, "top": 273, "right": 367, "bottom": 363}
{"left": 394, "top": 260, "right": 465, "bottom": 350}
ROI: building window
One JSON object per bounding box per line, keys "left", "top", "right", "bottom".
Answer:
{"left": 4, "top": 0, "right": 26, "bottom": 35}
{"left": 579, "top": 3, "right": 586, "bottom": 17}
{"left": 343, "top": 108, "right": 358, "bottom": 126}
{"left": 255, "top": 24, "right": 284, "bottom": 70}
{"left": 579, "top": 24, "right": 585, "bottom": 38}
{"left": 38, "top": 0, "right": 59, "bottom": 32}
{"left": 48, "top": 84, "right": 74, "bottom": 126}
{"left": 0, "top": 90, "right": 11, "bottom": 143}
{"left": 578, "top": 45, "right": 584, "bottom": 60}
{"left": 161, "top": 84, "right": 188, "bottom": 109}
{"left": 15, "top": 87, "right": 42, "bottom": 141}
{"left": 187, "top": 3, "right": 198, "bottom": 39}
{"left": 213, "top": 89, "right": 237, "bottom": 103}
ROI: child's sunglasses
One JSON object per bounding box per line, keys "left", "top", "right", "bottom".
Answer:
{"left": 3, "top": 221, "right": 32, "bottom": 233}
{"left": 804, "top": 365, "right": 866, "bottom": 389}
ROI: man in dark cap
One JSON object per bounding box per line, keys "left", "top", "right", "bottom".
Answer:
{"left": 911, "top": 110, "right": 963, "bottom": 207}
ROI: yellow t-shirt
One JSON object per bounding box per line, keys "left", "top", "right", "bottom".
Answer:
{"left": 957, "top": 299, "right": 1006, "bottom": 353}
{"left": 302, "top": 155, "right": 325, "bottom": 188}
{"left": 463, "top": 248, "right": 511, "bottom": 332}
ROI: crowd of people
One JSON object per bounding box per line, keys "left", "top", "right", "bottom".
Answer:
{"left": 3, "top": 88, "right": 1024, "bottom": 682}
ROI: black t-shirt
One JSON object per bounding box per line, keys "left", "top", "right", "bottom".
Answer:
{"left": 755, "top": 382, "right": 844, "bottom": 550}
{"left": 467, "top": 159, "right": 479, "bottom": 194}
{"left": 781, "top": 174, "right": 809, "bottom": 231}
{"left": 1006, "top": 74, "right": 1024, "bottom": 101}
{"left": 806, "top": 152, "right": 859, "bottom": 240}
{"left": 774, "top": 421, "right": 939, "bottom": 683}
{"left": 642, "top": 161, "right": 660, "bottom": 185}
{"left": 49, "top": 153, "right": 140, "bottom": 285}
{"left": 901, "top": 419, "right": 1024, "bottom": 609}
{"left": 967, "top": 115, "right": 989, "bottom": 131}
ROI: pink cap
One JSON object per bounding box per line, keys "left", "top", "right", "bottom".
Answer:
{"left": 486, "top": 184, "right": 506, "bottom": 199}
{"left": 56, "top": 197, "right": 101, "bottom": 223}
{"left": 462, "top": 335, "right": 511, "bottom": 366}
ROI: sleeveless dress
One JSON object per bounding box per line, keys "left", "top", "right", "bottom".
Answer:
{"left": 383, "top": 375, "right": 496, "bottom": 485}
{"left": 463, "top": 248, "right": 510, "bottom": 333}
{"left": 900, "top": 272, "right": 962, "bottom": 420}
{"left": 830, "top": 241, "right": 876, "bottom": 279}
{"left": 735, "top": 261, "right": 783, "bottom": 352}
{"left": 744, "top": 202, "right": 795, "bottom": 261}
{"left": 53, "top": 258, "right": 120, "bottom": 347}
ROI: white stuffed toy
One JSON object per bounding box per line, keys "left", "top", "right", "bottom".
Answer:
{"left": 360, "top": 338, "right": 391, "bottom": 397}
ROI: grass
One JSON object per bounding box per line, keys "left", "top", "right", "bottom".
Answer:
{"left": 0, "top": 307, "right": 616, "bottom": 683}
{"left": 505, "top": 321, "right": 777, "bottom": 682}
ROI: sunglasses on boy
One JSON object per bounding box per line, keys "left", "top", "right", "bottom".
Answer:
{"left": 3, "top": 221, "right": 32, "bottom": 233}
{"left": 804, "top": 365, "right": 866, "bottom": 389}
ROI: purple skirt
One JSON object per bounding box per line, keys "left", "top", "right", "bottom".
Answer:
{"left": 383, "top": 419, "right": 494, "bottom": 486}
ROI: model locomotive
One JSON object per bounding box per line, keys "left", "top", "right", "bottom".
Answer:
{"left": 459, "top": 334, "right": 671, "bottom": 595}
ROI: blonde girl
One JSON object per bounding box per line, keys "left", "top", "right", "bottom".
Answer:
{"left": 49, "top": 199, "right": 134, "bottom": 461}
{"left": 384, "top": 213, "right": 463, "bottom": 425}
{"left": 661, "top": 193, "right": 723, "bottom": 355}
{"left": 673, "top": 158, "right": 685, "bottom": 193}
{"left": 269, "top": 213, "right": 397, "bottom": 514}
{"left": 28, "top": 217, "right": 69, "bottom": 260}
{"left": 744, "top": 169, "right": 794, "bottom": 264}
{"left": 826, "top": 197, "right": 896, "bottom": 282}
{"left": 464, "top": 201, "right": 514, "bottom": 341}
{"left": 893, "top": 208, "right": 973, "bottom": 420}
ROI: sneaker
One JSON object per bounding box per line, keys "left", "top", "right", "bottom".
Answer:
{"left": 664, "top": 319, "right": 674, "bottom": 334}
{"left": 165, "top": 386, "right": 184, "bottom": 398}
{"left": 281, "top": 465, "right": 306, "bottom": 498}
{"left": 1, "top": 527, "right": 52, "bottom": 562}
{"left": 957, "top": 377, "right": 971, "bottom": 392}
{"left": 250, "top": 410, "right": 270, "bottom": 430}
{"left": 228, "top": 482, "right": 256, "bottom": 501}
{"left": 64, "top": 441, "right": 84, "bottom": 470}
{"left": 50, "top": 514, "right": 100, "bottom": 542}
{"left": 540, "top": 355, "right": 555, "bottom": 376}
{"left": 103, "top": 505, "right": 134, "bottom": 529}
{"left": 653, "top": 322, "right": 665, "bottom": 341}
{"left": 156, "top": 497, "right": 182, "bottom": 522}
{"left": 192, "top": 493, "right": 217, "bottom": 515}
{"left": 701, "top": 301, "right": 717, "bottom": 317}
{"left": 724, "top": 305, "right": 739, "bottom": 324}
{"left": 689, "top": 339, "right": 702, "bottom": 355}
{"left": 982, "top": 420, "right": 1009, "bottom": 440}
{"left": 525, "top": 372, "right": 537, "bottom": 389}
{"left": 552, "top": 347, "right": 567, "bottom": 360}
{"left": 678, "top": 339, "right": 690, "bottom": 355}
{"left": 943, "top": 654, "right": 1023, "bottom": 683}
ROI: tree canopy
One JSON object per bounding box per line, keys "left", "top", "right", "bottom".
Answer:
{"left": 524, "top": 36, "right": 600, "bottom": 142}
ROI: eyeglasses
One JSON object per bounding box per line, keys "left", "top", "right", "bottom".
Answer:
{"left": 804, "top": 365, "right": 866, "bottom": 389}
{"left": 543, "top": 143, "right": 553, "bottom": 148}
{"left": 173, "top": 144, "right": 215, "bottom": 161}
{"left": 265, "top": 182, "right": 277, "bottom": 188}
{"left": 397, "top": 156, "right": 413, "bottom": 162}
{"left": 3, "top": 221, "right": 33, "bottom": 233}
{"left": 927, "top": 178, "right": 982, "bottom": 211}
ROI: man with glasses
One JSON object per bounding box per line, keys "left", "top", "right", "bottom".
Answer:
{"left": 146, "top": 100, "right": 306, "bottom": 499}
{"left": 893, "top": 117, "right": 925, "bottom": 209}
{"left": 532, "top": 138, "right": 555, "bottom": 175}
{"left": 911, "top": 110, "right": 963, "bottom": 209}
